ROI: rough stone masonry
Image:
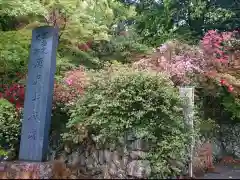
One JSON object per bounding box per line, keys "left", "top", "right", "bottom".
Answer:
{"left": 47, "top": 136, "right": 152, "bottom": 179}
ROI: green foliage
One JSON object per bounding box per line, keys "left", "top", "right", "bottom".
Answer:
{"left": 0, "top": 0, "right": 47, "bottom": 30}
{"left": 135, "top": 0, "right": 178, "bottom": 46}
{"left": 0, "top": 29, "right": 73, "bottom": 81}
{"left": 196, "top": 82, "right": 240, "bottom": 128}
{"left": 219, "top": 88, "right": 240, "bottom": 121}
{"left": 198, "top": 118, "right": 220, "bottom": 137}
{"left": 64, "top": 64, "right": 190, "bottom": 178}
{"left": 43, "top": 0, "right": 137, "bottom": 44}
{"left": 0, "top": 146, "right": 7, "bottom": 156}
{"left": 0, "top": 0, "right": 47, "bottom": 17}
{"left": 0, "top": 0, "right": 147, "bottom": 76}
{"left": 133, "top": 0, "right": 239, "bottom": 45}
{"left": 109, "top": 0, "right": 136, "bottom": 23}
{"left": 58, "top": 45, "right": 103, "bottom": 69}
{"left": 54, "top": 0, "right": 141, "bottom": 67}
{"left": 2, "top": 0, "right": 240, "bottom": 176}
{"left": 0, "top": 98, "right": 21, "bottom": 155}
{"left": 92, "top": 30, "right": 151, "bottom": 64}
{"left": 0, "top": 29, "right": 31, "bottom": 84}
{"left": 57, "top": 0, "right": 111, "bottom": 44}
{"left": 0, "top": 30, "right": 31, "bottom": 70}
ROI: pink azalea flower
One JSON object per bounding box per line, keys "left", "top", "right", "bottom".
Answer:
{"left": 65, "top": 78, "right": 73, "bottom": 85}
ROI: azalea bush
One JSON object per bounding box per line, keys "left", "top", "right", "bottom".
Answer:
{"left": 199, "top": 30, "right": 240, "bottom": 122}
{"left": 0, "top": 66, "right": 88, "bottom": 156}
{"left": 63, "top": 64, "right": 190, "bottom": 178}
{"left": 53, "top": 66, "right": 87, "bottom": 107}
{"left": 197, "top": 77, "right": 240, "bottom": 123}
{"left": 133, "top": 29, "right": 239, "bottom": 87}
{"left": 0, "top": 71, "right": 26, "bottom": 111}
{"left": 0, "top": 98, "right": 21, "bottom": 159}
{"left": 201, "top": 30, "right": 233, "bottom": 64}
{"left": 131, "top": 30, "right": 240, "bottom": 164}
{"left": 50, "top": 66, "right": 88, "bottom": 144}
{"left": 0, "top": 83, "right": 25, "bottom": 110}
{"left": 133, "top": 40, "right": 208, "bottom": 86}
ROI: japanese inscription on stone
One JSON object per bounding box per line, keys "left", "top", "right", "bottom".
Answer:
{"left": 19, "top": 26, "right": 58, "bottom": 162}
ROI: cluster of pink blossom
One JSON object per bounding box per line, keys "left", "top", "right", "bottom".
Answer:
{"left": 220, "top": 79, "right": 234, "bottom": 92}
{"left": 155, "top": 53, "right": 205, "bottom": 85}
{"left": 2, "top": 30, "right": 239, "bottom": 111}
{"left": 0, "top": 73, "right": 26, "bottom": 111}
{"left": 201, "top": 30, "right": 233, "bottom": 63}
{"left": 134, "top": 41, "right": 208, "bottom": 85}
{"left": 53, "top": 66, "right": 87, "bottom": 105}
{"left": 63, "top": 66, "right": 86, "bottom": 93}
{"left": 134, "top": 29, "right": 239, "bottom": 89}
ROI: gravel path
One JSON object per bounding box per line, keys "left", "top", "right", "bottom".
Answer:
{"left": 201, "top": 165, "right": 240, "bottom": 179}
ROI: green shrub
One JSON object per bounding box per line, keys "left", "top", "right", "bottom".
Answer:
{"left": 220, "top": 90, "right": 240, "bottom": 121}
{"left": 64, "top": 64, "right": 190, "bottom": 178}
{"left": 0, "top": 30, "right": 31, "bottom": 77}
{"left": 0, "top": 146, "right": 7, "bottom": 157}
{"left": 196, "top": 83, "right": 240, "bottom": 124}
{"left": 0, "top": 98, "right": 21, "bottom": 156}
{"left": 91, "top": 29, "right": 151, "bottom": 64}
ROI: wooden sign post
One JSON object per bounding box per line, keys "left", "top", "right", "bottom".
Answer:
{"left": 19, "top": 26, "right": 58, "bottom": 162}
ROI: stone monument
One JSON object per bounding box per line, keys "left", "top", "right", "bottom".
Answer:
{"left": 18, "top": 26, "right": 59, "bottom": 162}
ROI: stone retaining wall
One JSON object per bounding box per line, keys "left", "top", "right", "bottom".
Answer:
{"left": 206, "top": 124, "right": 240, "bottom": 161}
{"left": 192, "top": 123, "right": 240, "bottom": 176}
{"left": 46, "top": 123, "right": 240, "bottom": 178}
{"left": 221, "top": 124, "right": 240, "bottom": 159}
{"left": 2, "top": 124, "right": 238, "bottom": 178}
{"left": 47, "top": 138, "right": 151, "bottom": 179}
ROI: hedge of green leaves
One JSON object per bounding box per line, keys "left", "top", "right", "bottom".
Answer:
{"left": 0, "top": 98, "right": 21, "bottom": 157}
{"left": 64, "top": 65, "right": 190, "bottom": 178}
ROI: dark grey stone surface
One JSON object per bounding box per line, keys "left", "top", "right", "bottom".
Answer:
{"left": 19, "top": 26, "right": 59, "bottom": 162}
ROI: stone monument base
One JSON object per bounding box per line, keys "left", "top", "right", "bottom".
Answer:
{"left": 0, "top": 160, "right": 74, "bottom": 179}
